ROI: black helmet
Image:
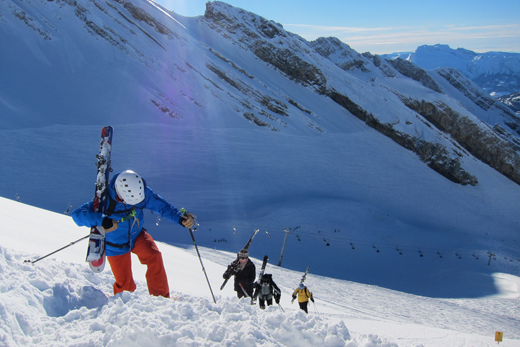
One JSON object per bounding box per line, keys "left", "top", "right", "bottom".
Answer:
{"left": 261, "top": 274, "right": 271, "bottom": 282}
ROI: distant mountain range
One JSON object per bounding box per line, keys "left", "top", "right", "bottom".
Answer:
{"left": 383, "top": 44, "right": 520, "bottom": 110}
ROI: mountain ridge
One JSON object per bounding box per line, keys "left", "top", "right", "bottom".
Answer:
{"left": 383, "top": 44, "right": 520, "bottom": 98}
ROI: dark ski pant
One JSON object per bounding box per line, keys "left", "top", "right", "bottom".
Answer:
{"left": 107, "top": 230, "right": 169, "bottom": 298}
{"left": 298, "top": 301, "right": 309, "bottom": 313}
{"left": 259, "top": 297, "right": 273, "bottom": 309}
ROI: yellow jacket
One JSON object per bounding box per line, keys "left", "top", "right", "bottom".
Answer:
{"left": 292, "top": 287, "right": 312, "bottom": 303}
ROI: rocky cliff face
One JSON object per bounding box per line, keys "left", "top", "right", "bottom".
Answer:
{"left": 437, "top": 68, "right": 496, "bottom": 111}
{"left": 400, "top": 97, "right": 520, "bottom": 185}
{"left": 309, "top": 37, "right": 397, "bottom": 77}
{"left": 201, "top": 2, "right": 520, "bottom": 187}
{"left": 324, "top": 89, "right": 478, "bottom": 185}
{"left": 204, "top": 3, "right": 328, "bottom": 93}
{"left": 433, "top": 67, "right": 520, "bottom": 138}
{"left": 388, "top": 59, "right": 443, "bottom": 93}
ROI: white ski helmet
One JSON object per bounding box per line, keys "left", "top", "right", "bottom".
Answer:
{"left": 114, "top": 170, "right": 145, "bottom": 205}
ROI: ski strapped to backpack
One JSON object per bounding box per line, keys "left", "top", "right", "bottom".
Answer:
{"left": 85, "top": 125, "right": 113, "bottom": 273}
{"left": 300, "top": 266, "right": 310, "bottom": 284}
{"left": 255, "top": 255, "right": 269, "bottom": 285}
{"left": 251, "top": 255, "right": 269, "bottom": 304}
{"left": 220, "top": 228, "right": 259, "bottom": 290}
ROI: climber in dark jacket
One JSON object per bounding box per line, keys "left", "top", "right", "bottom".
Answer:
{"left": 229, "top": 248, "right": 256, "bottom": 298}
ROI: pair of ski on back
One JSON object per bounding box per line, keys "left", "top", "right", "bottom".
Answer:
{"left": 85, "top": 125, "right": 113, "bottom": 273}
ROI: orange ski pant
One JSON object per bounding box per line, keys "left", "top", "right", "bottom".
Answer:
{"left": 107, "top": 230, "right": 170, "bottom": 298}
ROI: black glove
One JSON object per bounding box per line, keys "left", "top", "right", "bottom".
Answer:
{"left": 102, "top": 217, "right": 118, "bottom": 232}
{"left": 275, "top": 293, "right": 281, "bottom": 304}
{"left": 222, "top": 265, "right": 233, "bottom": 279}
{"left": 292, "top": 295, "right": 296, "bottom": 300}
{"left": 311, "top": 297, "right": 315, "bottom": 303}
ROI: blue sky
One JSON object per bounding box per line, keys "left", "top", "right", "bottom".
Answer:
{"left": 155, "top": 0, "right": 520, "bottom": 54}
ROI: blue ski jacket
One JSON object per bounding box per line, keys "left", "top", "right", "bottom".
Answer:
{"left": 72, "top": 172, "right": 185, "bottom": 256}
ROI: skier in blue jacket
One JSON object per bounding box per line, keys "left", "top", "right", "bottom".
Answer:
{"left": 72, "top": 170, "right": 194, "bottom": 298}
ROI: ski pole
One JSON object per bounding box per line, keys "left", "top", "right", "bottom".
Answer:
{"left": 24, "top": 235, "right": 90, "bottom": 264}
{"left": 312, "top": 300, "right": 321, "bottom": 316}
{"left": 182, "top": 209, "right": 217, "bottom": 304}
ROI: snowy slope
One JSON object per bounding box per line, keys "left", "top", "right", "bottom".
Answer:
{"left": 2, "top": 122, "right": 520, "bottom": 299}
{"left": 1, "top": 197, "right": 519, "bottom": 347}
{"left": 1, "top": 0, "right": 520, "bottom": 298}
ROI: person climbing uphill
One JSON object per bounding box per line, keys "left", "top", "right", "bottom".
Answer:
{"left": 223, "top": 248, "right": 256, "bottom": 298}
{"left": 292, "top": 283, "right": 314, "bottom": 313}
{"left": 72, "top": 170, "right": 194, "bottom": 298}
{"left": 253, "top": 273, "right": 281, "bottom": 309}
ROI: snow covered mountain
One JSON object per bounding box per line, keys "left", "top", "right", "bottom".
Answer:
{"left": 4, "top": 0, "right": 520, "bottom": 187}
{"left": 305, "top": 36, "right": 520, "bottom": 185}
{"left": 383, "top": 44, "right": 520, "bottom": 98}
{"left": 1, "top": 0, "right": 520, "bottom": 307}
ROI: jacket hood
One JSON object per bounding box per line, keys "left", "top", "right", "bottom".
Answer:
{"left": 107, "top": 172, "right": 121, "bottom": 201}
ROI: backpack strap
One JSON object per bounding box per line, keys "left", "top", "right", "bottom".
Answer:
{"left": 106, "top": 196, "right": 117, "bottom": 216}
{"left": 105, "top": 196, "right": 136, "bottom": 217}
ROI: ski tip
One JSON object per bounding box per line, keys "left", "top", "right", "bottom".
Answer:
{"left": 101, "top": 126, "right": 114, "bottom": 137}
